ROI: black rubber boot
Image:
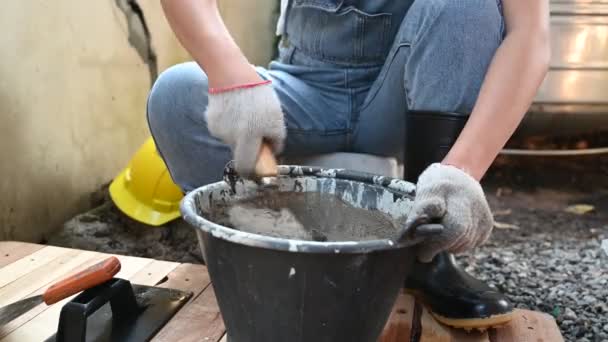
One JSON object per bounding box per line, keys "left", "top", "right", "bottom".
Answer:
{"left": 403, "top": 111, "right": 514, "bottom": 330}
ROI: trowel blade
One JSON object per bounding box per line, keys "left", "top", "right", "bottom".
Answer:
{"left": 44, "top": 284, "right": 192, "bottom": 342}
{"left": 0, "top": 295, "right": 43, "bottom": 326}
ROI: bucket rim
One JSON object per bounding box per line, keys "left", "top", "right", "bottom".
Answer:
{"left": 180, "top": 165, "right": 421, "bottom": 254}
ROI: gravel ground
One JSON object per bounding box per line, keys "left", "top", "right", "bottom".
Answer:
{"left": 458, "top": 185, "right": 608, "bottom": 342}
{"left": 48, "top": 155, "right": 608, "bottom": 341}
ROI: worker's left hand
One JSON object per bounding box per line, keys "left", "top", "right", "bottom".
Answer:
{"left": 405, "top": 163, "right": 494, "bottom": 263}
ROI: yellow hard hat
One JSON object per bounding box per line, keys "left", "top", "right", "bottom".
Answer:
{"left": 109, "top": 137, "right": 183, "bottom": 226}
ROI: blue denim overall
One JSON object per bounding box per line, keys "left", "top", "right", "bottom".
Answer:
{"left": 148, "top": 0, "right": 505, "bottom": 192}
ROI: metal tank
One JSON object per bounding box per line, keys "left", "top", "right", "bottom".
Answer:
{"left": 517, "top": 0, "right": 608, "bottom": 137}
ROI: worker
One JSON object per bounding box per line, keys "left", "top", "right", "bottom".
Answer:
{"left": 148, "top": 0, "right": 550, "bottom": 329}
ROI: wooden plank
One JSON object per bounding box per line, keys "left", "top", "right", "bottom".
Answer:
{"left": 490, "top": 309, "right": 564, "bottom": 342}
{"left": 378, "top": 293, "right": 415, "bottom": 342}
{"left": 419, "top": 306, "right": 453, "bottom": 342}
{"left": 0, "top": 241, "right": 22, "bottom": 253}
{"left": 151, "top": 264, "right": 213, "bottom": 342}
{"left": 130, "top": 259, "right": 180, "bottom": 286}
{"left": 154, "top": 263, "right": 210, "bottom": 294}
{"left": 112, "top": 254, "right": 154, "bottom": 280}
{"left": 0, "top": 254, "right": 153, "bottom": 342}
{"left": 418, "top": 306, "right": 493, "bottom": 342}
{"left": 0, "top": 249, "right": 97, "bottom": 306}
{"left": 451, "top": 329, "right": 490, "bottom": 342}
{"left": 0, "top": 246, "right": 70, "bottom": 288}
{"left": 0, "top": 242, "right": 45, "bottom": 268}
{"left": 152, "top": 285, "right": 224, "bottom": 342}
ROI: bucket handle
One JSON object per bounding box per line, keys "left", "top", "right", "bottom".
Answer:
{"left": 395, "top": 215, "right": 444, "bottom": 243}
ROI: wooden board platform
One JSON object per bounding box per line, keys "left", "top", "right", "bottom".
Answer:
{"left": 0, "top": 242, "right": 563, "bottom": 341}
{"left": 378, "top": 293, "right": 564, "bottom": 342}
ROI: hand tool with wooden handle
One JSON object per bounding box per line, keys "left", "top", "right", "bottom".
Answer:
{"left": 0, "top": 256, "right": 121, "bottom": 326}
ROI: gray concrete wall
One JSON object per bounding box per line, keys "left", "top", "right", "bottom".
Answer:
{"left": 0, "top": 0, "right": 277, "bottom": 242}
{"left": 219, "top": 0, "right": 279, "bottom": 66}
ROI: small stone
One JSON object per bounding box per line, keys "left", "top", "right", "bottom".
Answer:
{"left": 563, "top": 307, "right": 577, "bottom": 320}
{"left": 581, "top": 295, "right": 597, "bottom": 305}
{"left": 562, "top": 319, "right": 574, "bottom": 326}
{"left": 603, "top": 324, "right": 608, "bottom": 333}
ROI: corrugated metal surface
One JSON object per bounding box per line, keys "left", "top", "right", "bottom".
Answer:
{"left": 535, "top": 0, "right": 608, "bottom": 105}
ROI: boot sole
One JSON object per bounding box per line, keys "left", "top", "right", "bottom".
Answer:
{"left": 431, "top": 311, "right": 514, "bottom": 331}
{"left": 404, "top": 289, "right": 514, "bottom": 330}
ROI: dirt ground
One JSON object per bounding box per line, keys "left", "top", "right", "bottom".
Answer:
{"left": 47, "top": 152, "right": 608, "bottom": 341}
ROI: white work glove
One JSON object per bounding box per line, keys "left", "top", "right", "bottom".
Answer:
{"left": 404, "top": 163, "right": 494, "bottom": 263}
{"left": 206, "top": 80, "right": 286, "bottom": 176}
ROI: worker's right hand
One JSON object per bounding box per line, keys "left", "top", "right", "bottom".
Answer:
{"left": 206, "top": 80, "right": 286, "bottom": 176}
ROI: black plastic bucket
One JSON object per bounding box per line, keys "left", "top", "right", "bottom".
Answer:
{"left": 180, "top": 166, "right": 427, "bottom": 342}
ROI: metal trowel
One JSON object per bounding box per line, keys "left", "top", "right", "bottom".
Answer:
{"left": 45, "top": 278, "right": 191, "bottom": 342}
{"left": 1, "top": 256, "right": 192, "bottom": 342}
{"left": 0, "top": 257, "right": 121, "bottom": 326}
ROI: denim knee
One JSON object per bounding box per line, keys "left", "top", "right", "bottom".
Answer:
{"left": 396, "top": 0, "right": 503, "bottom": 113}
{"left": 147, "top": 62, "right": 209, "bottom": 139}
{"left": 146, "top": 62, "right": 228, "bottom": 191}
{"left": 419, "top": 0, "right": 504, "bottom": 44}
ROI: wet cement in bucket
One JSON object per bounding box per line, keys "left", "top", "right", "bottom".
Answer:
{"left": 208, "top": 191, "right": 399, "bottom": 242}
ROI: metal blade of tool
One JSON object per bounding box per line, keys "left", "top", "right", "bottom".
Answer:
{"left": 44, "top": 284, "right": 192, "bottom": 342}
{"left": 0, "top": 295, "right": 44, "bottom": 326}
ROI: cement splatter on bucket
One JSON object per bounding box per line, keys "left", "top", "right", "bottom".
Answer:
{"left": 180, "top": 166, "right": 431, "bottom": 342}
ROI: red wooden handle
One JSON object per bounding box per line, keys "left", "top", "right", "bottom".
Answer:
{"left": 42, "top": 256, "right": 121, "bottom": 305}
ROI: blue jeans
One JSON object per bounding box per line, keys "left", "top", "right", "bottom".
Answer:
{"left": 148, "top": 0, "right": 504, "bottom": 192}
